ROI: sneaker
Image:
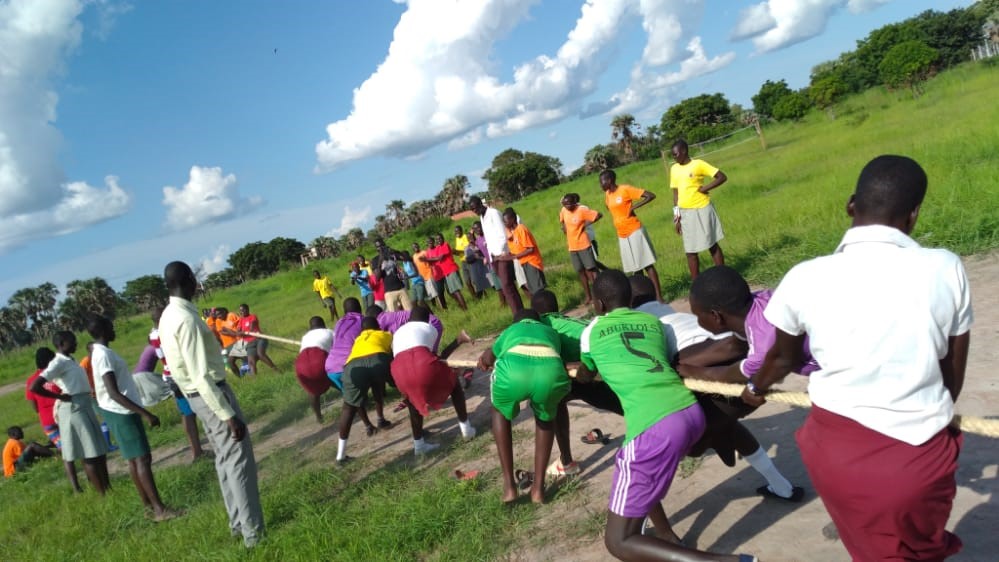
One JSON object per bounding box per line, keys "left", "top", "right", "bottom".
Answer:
{"left": 414, "top": 440, "right": 440, "bottom": 455}
{"left": 545, "top": 459, "right": 581, "bottom": 477}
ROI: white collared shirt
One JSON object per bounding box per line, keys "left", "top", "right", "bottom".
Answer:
{"left": 765, "top": 225, "right": 973, "bottom": 445}
{"left": 40, "top": 353, "right": 92, "bottom": 396}
{"left": 480, "top": 205, "right": 509, "bottom": 257}
{"left": 91, "top": 343, "right": 142, "bottom": 415}
{"left": 300, "top": 328, "right": 334, "bottom": 352}
{"left": 392, "top": 321, "right": 438, "bottom": 355}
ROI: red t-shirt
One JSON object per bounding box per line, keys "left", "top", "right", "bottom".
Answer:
{"left": 239, "top": 314, "right": 260, "bottom": 343}
{"left": 369, "top": 275, "right": 385, "bottom": 300}
{"left": 25, "top": 370, "right": 59, "bottom": 428}
{"left": 428, "top": 242, "right": 459, "bottom": 280}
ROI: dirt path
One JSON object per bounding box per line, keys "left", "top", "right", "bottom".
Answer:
{"left": 129, "top": 252, "right": 999, "bottom": 561}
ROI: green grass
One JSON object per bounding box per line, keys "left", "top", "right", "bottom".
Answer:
{"left": 1, "top": 62, "right": 998, "bottom": 561}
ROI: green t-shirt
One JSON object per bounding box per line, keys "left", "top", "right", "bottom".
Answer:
{"left": 493, "top": 319, "right": 562, "bottom": 357}
{"left": 540, "top": 313, "right": 588, "bottom": 363}
{"left": 580, "top": 308, "right": 696, "bottom": 443}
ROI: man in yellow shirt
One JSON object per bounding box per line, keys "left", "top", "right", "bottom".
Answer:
{"left": 312, "top": 270, "right": 342, "bottom": 321}
{"left": 670, "top": 139, "right": 728, "bottom": 280}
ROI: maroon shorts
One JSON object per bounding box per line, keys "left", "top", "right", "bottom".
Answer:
{"left": 390, "top": 347, "right": 456, "bottom": 417}
{"left": 798, "top": 405, "right": 962, "bottom": 561}
{"left": 294, "top": 347, "right": 331, "bottom": 396}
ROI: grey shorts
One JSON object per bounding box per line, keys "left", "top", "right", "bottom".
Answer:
{"left": 522, "top": 263, "right": 547, "bottom": 294}
{"left": 618, "top": 227, "right": 657, "bottom": 273}
{"left": 570, "top": 248, "right": 598, "bottom": 272}
{"left": 680, "top": 204, "right": 725, "bottom": 253}
{"left": 443, "top": 271, "right": 463, "bottom": 294}
{"left": 410, "top": 282, "right": 427, "bottom": 302}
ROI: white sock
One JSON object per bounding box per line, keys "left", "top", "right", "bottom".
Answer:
{"left": 744, "top": 446, "right": 794, "bottom": 498}
{"left": 413, "top": 437, "right": 425, "bottom": 448}
{"left": 458, "top": 419, "right": 474, "bottom": 437}
{"left": 337, "top": 438, "right": 348, "bottom": 460}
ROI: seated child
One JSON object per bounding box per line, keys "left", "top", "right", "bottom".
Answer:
{"left": 3, "top": 426, "right": 54, "bottom": 478}
{"left": 477, "top": 309, "right": 570, "bottom": 504}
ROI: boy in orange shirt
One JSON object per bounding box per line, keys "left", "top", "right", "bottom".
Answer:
{"left": 499, "top": 208, "right": 546, "bottom": 296}
{"left": 599, "top": 169, "right": 664, "bottom": 302}
{"left": 559, "top": 194, "right": 603, "bottom": 303}
{"left": 4, "top": 426, "right": 54, "bottom": 478}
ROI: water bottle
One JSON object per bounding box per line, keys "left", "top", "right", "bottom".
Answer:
{"left": 101, "top": 421, "right": 118, "bottom": 452}
{"left": 239, "top": 364, "right": 251, "bottom": 377}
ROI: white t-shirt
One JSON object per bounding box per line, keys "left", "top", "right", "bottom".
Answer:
{"left": 480, "top": 206, "right": 509, "bottom": 257}
{"left": 40, "top": 353, "right": 92, "bottom": 396}
{"left": 300, "top": 328, "right": 334, "bottom": 352}
{"left": 91, "top": 343, "right": 143, "bottom": 415}
{"left": 634, "top": 301, "right": 726, "bottom": 361}
{"left": 392, "top": 321, "right": 439, "bottom": 355}
{"left": 765, "top": 225, "right": 973, "bottom": 445}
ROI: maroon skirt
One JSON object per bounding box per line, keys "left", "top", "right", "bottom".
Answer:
{"left": 390, "top": 347, "right": 456, "bottom": 417}
{"left": 797, "top": 405, "right": 962, "bottom": 561}
{"left": 294, "top": 347, "right": 331, "bottom": 396}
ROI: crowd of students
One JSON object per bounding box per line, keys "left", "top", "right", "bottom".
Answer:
{"left": 6, "top": 154, "right": 974, "bottom": 561}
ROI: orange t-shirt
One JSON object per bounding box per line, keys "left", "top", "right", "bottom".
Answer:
{"left": 604, "top": 184, "right": 646, "bottom": 238}
{"left": 79, "top": 356, "right": 95, "bottom": 397}
{"left": 4, "top": 438, "right": 24, "bottom": 477}
{"left": 413, "top": 251, "right": 434, "bottom": 281}
{"left": 219, "top": 312, "right": 240, "bottom": 348}
{"left": 507, "top": 223, "right": 543, "bottom": 270}
{"left": 559, "top": 206, "right": 600, "bottom": 251}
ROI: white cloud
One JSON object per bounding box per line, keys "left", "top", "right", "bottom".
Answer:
{"left": 0, "top": 175, "right": 130, "bottom": 252}
{"left": 731, "top": 0, "right": 892, "bottom": 53}
{"left": 161, "top": 166, "right": 262, "bottom": 230}
{"left": 325, "top": 205, "right": 371, "bottom": 237}
{"left": 0, "top": 0, "right": 134, "bottom": 253}
{"left": 197, "top": 244, "right": 230, "bottom": 276}
{"left": 314, "top": 0, "right": 742, "bottom": 168}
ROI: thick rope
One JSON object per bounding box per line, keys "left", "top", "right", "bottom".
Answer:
{"left": 444, "top": 359, "right": 999, "bottom": 438}
{"left": 244, "top": 333, "right": 999, "bottom": 437}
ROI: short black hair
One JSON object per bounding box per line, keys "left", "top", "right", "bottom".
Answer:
{"left": 502, "top": 207, "right": 517, "bottom": 221}
{"left": 599, "top": 169, "right": 616, "bottom": 182}
{"left": 593, "top": 269, "right": 631, "bottom": 309}
{"left": 342, "top": 298, "right": 361, "bottom": 314}
{"left": 52, "top": 331, "right": 76, "bottom": 350}
{"left": 365, "top": 304, "right": 383, "bottom": 317}
{"left": 410, "top": 305, "right": 431, "bottom": 323}
{"left": 628, "top": 274, "right": 657, "bottom": 307}
{"left": 86, "top": 315, "right": 112, "bottom": 339}
{"left": 689, "top": 266, "right": 752, "bottom": 314}
{"left": 309, "top": 316, "right": 326, "bottom": 330}
{"left": 513, "top": 309, "right": 540, "bottom": 322}
{"left": 672, "top": 139, "right": 688, "bottom": 151}
{"left": 468, "top": 195, "right": 483, "bottom": 208}
{"left": 7, "top": 426, "right": 22, "bottom": 439}
{"left": 163, "top": 261, "right": 193, "bottom": 290}
{"left": 530, "top": 290, "right": 559, "bottom": 315}
{"left": 35, "top": 347, "right": 55, "bottom": 370}
{"left": 361, "top": 316, "right": 380, "bottom": 331}
{"left": 853, "top": 155, "right": 927, "bottom": 222}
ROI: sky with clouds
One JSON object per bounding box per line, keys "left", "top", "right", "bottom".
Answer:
{"left": 0, "top": 0, "right": 972, "bottom": 301}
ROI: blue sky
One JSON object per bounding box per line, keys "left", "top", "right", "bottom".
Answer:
{"left": 0, "top": 0, "right": 972, "bottom": 301}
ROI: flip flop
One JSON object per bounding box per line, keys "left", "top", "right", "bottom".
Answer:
{"left": 580, "top": 428, "right": 609, "bottom": 445}
{"left": 452, "top": 469, "right": 480, "bottom": 481}
{"left": 514, "top": 469, "right": 534, "bottom": 491}
{"left": 757, "top": 485, "right": 805, "bottom": 503}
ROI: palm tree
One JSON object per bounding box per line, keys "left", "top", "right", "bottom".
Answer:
{"left": 583, "top": 144, "right": 619, "bottom": 173}
{"left": 437, "top": 175, "right": 470, "bottom": 216}
{"left": 345, "top": 228, "right": 365, "bottom": 250}
{"left": 611, "top": 113, "right": 639, "bottom": 162}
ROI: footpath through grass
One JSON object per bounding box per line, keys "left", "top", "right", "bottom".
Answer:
{"left": 0, "top": 63, "right": 997, "bottom": 561}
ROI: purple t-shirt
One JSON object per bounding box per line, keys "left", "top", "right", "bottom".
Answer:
{"left": 741, "top": 289, "right": 820, "bottom": 377}
{"left": 473, "top": 236, "right": 491, "bottom": 265}
{"left": 377, "top": 311, "right": 444, "bottom": 353}
{"left": 133, "top": 344, "right": 160, "bottom": 373}
{"left": 325, "top": 312, "right": 364, "bottom": 374}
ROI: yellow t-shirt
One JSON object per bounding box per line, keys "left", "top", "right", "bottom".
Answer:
{"left": 670, "top": 159, "right": 720, "bottom": 209}
{"left": 345, "top": 329, "right": 393, "bottom": 364}
{"left": 454, "top": 234, "right": 470, "bottom": 263}
{"left": 313, "top": 276, "right": 335, "bottom": 299}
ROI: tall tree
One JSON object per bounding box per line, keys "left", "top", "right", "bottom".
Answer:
{"left": 228, "top": 241, "right": 279, "bottom": 280}
{"left": 8, "top": 282, "right": 59, "bottom": 341}
{"left": 437, "top": 175, "right": 470, "bottom": 216}
{"left": 122, "top": 274, "right": 169, "bottom": 313}
{"left": 482, "top": 150, "right": 562, "bottom": 202}
{"left": 610, "top": 114, "right": 639, "bottom": 161}
{"left": 752, "top": 79, "right": 794, "bottom": 118}
{"left": 58, "top": 278, "right": 121, "bottom": 330}
{"left": 583, "top": 144, "right": 619, "bottom": 173}
{"left": 660, "top": 93, "right": 735, "bottom": 144}
{"left": 879, "top": 40, "right": 939, "bottom": 97}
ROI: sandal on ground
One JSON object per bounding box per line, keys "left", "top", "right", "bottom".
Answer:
{"left": 545, "top": 459, "right": 581, "bottom": 477}
{"left": 365, "top": 425, "right": 377, "bottom": 437}
{"left": 377, "top": 418, "right": 393, "bottom": 429}
{"left": 514, "top": 469, "right": 534, "bottom": 491}
{"left": 757, "top": 484, "right": 805, "bottom": 503}
{"left": 452, "top": 469, "right": 480, "bottom": 481}
{"left": 580, "top": 428, "right": 609, "bottom": 445}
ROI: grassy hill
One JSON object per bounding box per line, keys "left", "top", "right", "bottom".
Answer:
{"left": 0, "top": 62, "right": 997, "bottom": 561}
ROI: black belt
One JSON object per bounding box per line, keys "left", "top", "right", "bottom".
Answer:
{"left": 187, "top": 380, "right": 227, "bottom": 398}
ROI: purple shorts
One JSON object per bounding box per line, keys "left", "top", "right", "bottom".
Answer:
{"left": 608, "top": 403, "right": 705, "bottom": 518}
